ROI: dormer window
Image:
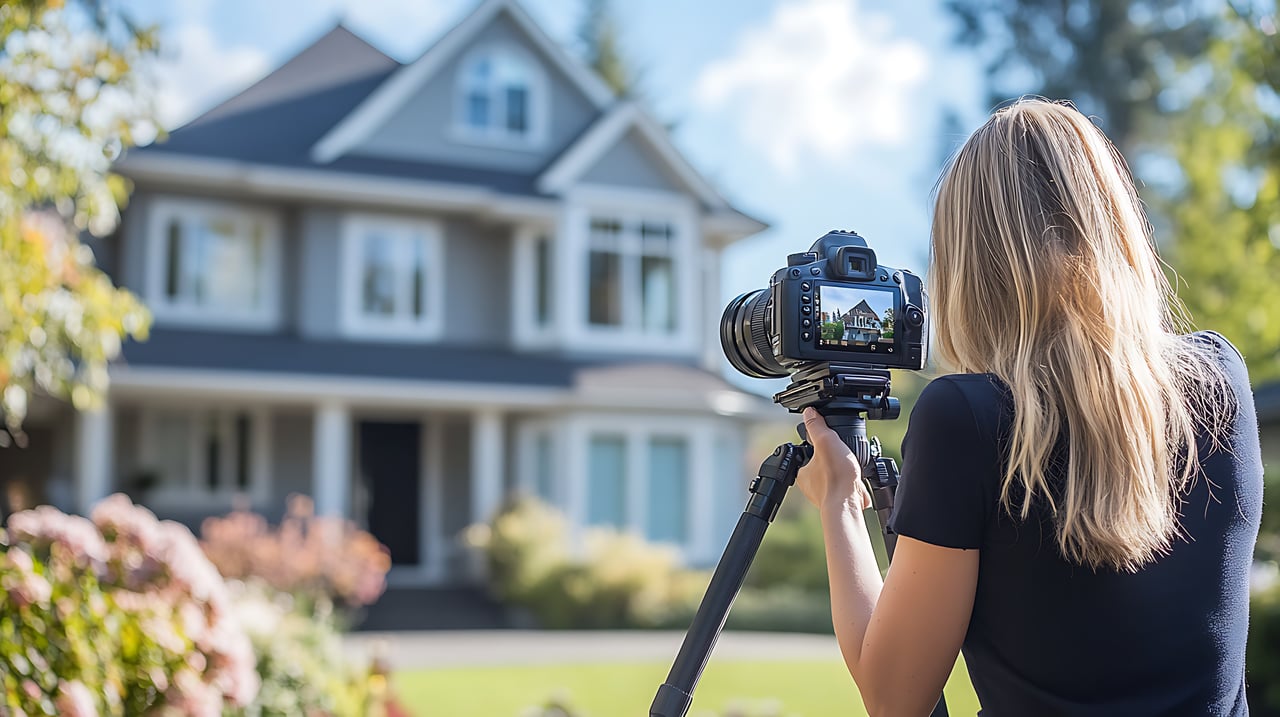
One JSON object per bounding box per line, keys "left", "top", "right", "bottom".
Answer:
{"left": 454, "top": 45, "right": 545, "bottom": 147}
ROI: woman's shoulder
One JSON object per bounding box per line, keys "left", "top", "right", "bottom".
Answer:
{"left": 917, "top": 373, "right": 1011, "bottom": 413}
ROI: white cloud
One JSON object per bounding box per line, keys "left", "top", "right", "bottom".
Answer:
{"left": 154, "top": 24, "right": 270, "bottom": 129}
{"left": 694, "top": 0, "right": 928, "bottom": 174}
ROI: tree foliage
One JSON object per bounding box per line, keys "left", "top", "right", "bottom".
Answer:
{"left": 577, "top": 0, "right": 636, "bottom": 97}
{"left": 1164, "top": 4, "right": 1280, "bottom": 382}
{"left": 945, "top": 0, "right": 1217, "bottom": 154}
{"left": 0, "top": 0, "right": 154, "bottom": 435}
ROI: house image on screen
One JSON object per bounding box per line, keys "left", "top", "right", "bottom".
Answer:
{"left": 0, "top": 0, "right": 775, "bottom": 602}
{"left": 840, "top": 300, "right": 883, "bottom": 344}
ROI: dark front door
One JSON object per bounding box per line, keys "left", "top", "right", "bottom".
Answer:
{"left": 359, "top": 421, "right": 421, "bottom": 566}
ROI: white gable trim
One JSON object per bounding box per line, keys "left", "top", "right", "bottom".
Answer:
{"left": 537, "top": 103, "right": 727, "bottom": 209}
{"left": 311, "top": 0, "right": 614, "bottom": 164}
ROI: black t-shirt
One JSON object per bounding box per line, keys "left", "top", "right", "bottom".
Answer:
{"left": 889, "top": 332, "right": 1263, "bottom": 716}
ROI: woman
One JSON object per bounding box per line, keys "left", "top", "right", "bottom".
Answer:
{"left": 796, "top": 98, "right": 1262, "bottom": 716}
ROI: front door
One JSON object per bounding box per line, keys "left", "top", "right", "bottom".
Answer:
{"left": 358, "top": 421, "right": 421, "bottom": 566}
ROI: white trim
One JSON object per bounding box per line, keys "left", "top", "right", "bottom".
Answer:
{"left": 107, "top": 365, "right": 779, "bottom": 418}
{"left": 511, "top": 223, "right": 557, "bottom": 349}
{"left": 451, "top": 42, "right": 550, "bottom": 150}
{"left": 144, "top": 196, "right": 284, "bottom": 331}
{"left": 311, "top": 0, "right": 613, "bottom": 164}
{"left": 339, "top": 213, "right": 446, "bottom": 342}
{"left": 117, "top": 152, "right": 562, "bottom": 222}
{"left": 313, "top": 402, "right": 352, "bottom": 518}
{"left": 537, "top": 103, "right": 727, "bottom": 209}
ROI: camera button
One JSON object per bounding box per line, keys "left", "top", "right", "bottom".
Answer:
{"left": 802, "top": 318, "right": 811, "bottom": 328}
{"left": 893, "top": 271, "right": 903, "bottom": 284}
{"left": 801, "top": 294, "right": 811, "bottom": 304}
{"left": 801, "top": 282, "right": 811, "bottom": 291}
{"left": 790, "top": 268, "right": 802, "bottom": 278}
{"left": 801, "top": 305, "right": 811, "bottom": 315}
{"left": 802, "top": 332, "right": 812, "bottom": 341}
{"left": 810, "top": 267, "right": 821, "bottom": 275}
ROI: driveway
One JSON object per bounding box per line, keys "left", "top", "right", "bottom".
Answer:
{"left": 344, "top": 630, "right": 842, "bottom": 671}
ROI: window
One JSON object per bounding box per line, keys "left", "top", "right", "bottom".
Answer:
{"left": 587, "top": 435, "right": 627, "bottom": 527}
{"left": 147, "top": 198, "right": 281, "bottom": 327}
{"left": 533, "top": 234, "right": 553, "bottom": 328}
{"left": 455, "top": 46, "right": 545, "bottom": 145}
{"left": 583, "top": 429, "right": 692, "bottom": 545}
{"left": 646, "top": 437, "right": 688, "bottom": 543}
{"left": 586, "top": 216, "right": 677, "bottom": 334}
{"left": 532, "top": 431, "right": 555, "bottom": 502}
{"left": 145, "top": 408, "right": 261, "bottom": 500}
{"left": 342, "top": 215, "right": 443, "bottom": 340}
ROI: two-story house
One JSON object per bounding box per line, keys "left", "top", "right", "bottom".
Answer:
{"left": 7, "top": 0, "right": 774, "bottom": 586}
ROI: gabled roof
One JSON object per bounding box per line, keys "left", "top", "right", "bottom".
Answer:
{"left": 538, "top": 102, "right": 727, "bottom": 209}
{"left": 310, "top": 0, "right": 615, "bottom": 164}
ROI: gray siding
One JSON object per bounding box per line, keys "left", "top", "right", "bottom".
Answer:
{"left": 119, "top": 192, "right": 153, "bottom": 295}
{"left": 579, "top": 129, "right": 687, "bottom": 194}
{"left": 298, "top": 208, "right": 344, "bottom": 339}
{"left": 442, "top": 217, "right": 512, "bottom": 345}
{"left": 354, "top": 13, "right": 599, "bottom": 172}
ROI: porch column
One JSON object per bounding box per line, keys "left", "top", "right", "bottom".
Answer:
{"left": 313, "top": 402, "right": 351, "bottom": 518}
{"left": 471, "top": 409, "right": 504, "bottom": 525}
{"left": 75, "top": 405, "right": 113, "bottom": 515}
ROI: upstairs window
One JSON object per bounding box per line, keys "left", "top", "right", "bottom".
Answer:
{"left": 147, "top": 198, "right": 281, "bottom": 328}
{"left": 586, "top": 215, "right": 678, "bottom": 335}
{"left": 455, "top": 46, "right": 545, "bottom": 146}
{"left": 341, "top": 215, "right": 444, "bottom": 341}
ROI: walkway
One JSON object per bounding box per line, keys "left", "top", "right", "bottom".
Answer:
{"left": 344, "top": 630, "right": 842, "bottom": 671}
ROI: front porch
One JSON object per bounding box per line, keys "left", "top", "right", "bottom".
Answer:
{"left": 2, "top": 394, "right": 514, "bottom": 587}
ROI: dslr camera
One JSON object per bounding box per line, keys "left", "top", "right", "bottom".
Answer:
{"left": 720, "top": 229, "right": 928, "bottom": 380}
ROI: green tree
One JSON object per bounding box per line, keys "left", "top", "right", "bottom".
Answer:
{"left": 1164, "top": 5, "right": 1280, "bottom": 383}
{"left": 0, "top": 0, "right": 155, "bottom": 437}
{"left": 577, "top": 0, "right": 636, "bottom": 96}
{"left": 944, "top": 0, "right": 1217, "bottom": 154}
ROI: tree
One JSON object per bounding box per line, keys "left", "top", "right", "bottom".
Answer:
{"left": 0, "top": 0, "right": 155, "bottom": 438}
{"left": 577, "top": 0, "right": 636, "bottom": 96}
{"left": 1164, "top": 4, "right": 1280, "bottom": 383}
{"left": 944, "top": 0, "right": 1217, "bottom": 155}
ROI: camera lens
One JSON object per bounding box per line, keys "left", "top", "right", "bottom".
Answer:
{"left": 719, "top": 290, "right": 789, "bottom": 378}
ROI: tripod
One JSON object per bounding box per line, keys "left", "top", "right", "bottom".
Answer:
{"left": 649, "top": 364, "right": 948, "bottom": 717}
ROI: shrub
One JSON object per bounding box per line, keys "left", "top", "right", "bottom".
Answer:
{"left": 1, "top": 495, "right": 258, "bottom": 716}
{"left": 223, "top": 580, "right": 377, "bottom": 717}
{"left": 467, "top": 497, "right": 707, "bottom": 629}
{"left": 745, "top": 508, "right": 828, "bottom": 593}
{"left": 200, "top": 494, "right": 392, "bottom": 616}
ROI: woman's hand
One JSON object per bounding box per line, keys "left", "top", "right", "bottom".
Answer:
{"left": 796, "top": 407, "right": 873, "bottom": 513}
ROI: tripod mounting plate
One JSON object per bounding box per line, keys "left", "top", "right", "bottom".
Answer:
{"left": 772, "top": 362, "right": 900, "bottom": 421}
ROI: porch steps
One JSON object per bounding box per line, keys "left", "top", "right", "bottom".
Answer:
{"left": 354, "top": 587, "right": 508, "bottom": 631}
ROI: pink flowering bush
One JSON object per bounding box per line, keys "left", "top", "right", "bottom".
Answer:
{"left": 200, "top": 495, "right": 391, "bottom": 615}
{"left": 0, "top": 495, "right": 258, "bottom": 716}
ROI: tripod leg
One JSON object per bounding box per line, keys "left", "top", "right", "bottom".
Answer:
{"left": 650, "top": 443, "right": 806, "bottom": 717}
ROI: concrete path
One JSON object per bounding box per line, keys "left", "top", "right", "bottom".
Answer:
{"left": 344, "top": 630, "right": 842, "bottom": 671}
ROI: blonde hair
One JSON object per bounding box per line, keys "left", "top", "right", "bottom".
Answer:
{"left": 930, "top": 98, "right": 1233, "bottom": 572}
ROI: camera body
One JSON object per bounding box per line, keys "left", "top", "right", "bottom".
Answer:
{"left": 721, "top": 230, "right": 928, "bottom": 379}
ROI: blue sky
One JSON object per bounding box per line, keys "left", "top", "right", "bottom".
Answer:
{"left": 124, "top": 0, "right": 989, "bottom": 306}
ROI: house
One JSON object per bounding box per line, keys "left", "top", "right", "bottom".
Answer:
{"left": 2, "top": 0, "right": 775, "bottom": 587}
{"left": 840, "top": 300, "right": 883, "bottom": 344}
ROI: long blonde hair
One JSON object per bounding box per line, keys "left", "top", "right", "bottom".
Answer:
{"left": 930, "top": 98, "right": 1233, "bottom": 572}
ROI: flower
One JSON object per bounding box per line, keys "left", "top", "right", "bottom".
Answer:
{"left": 54, "top": 680, "right": 97, "bottom": 717}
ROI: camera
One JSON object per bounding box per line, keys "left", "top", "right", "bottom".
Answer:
{"left": 720, "top": 229, "right": 928, "bottom": 379}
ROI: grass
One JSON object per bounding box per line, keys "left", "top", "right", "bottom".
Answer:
{"left": 394, "top": 657, "right": 980, "bottom": 716}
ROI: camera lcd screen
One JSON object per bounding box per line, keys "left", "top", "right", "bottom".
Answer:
{"left": 814, "top": 284, "right": 899, "bottom": 356}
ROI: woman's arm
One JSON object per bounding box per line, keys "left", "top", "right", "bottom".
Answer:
{"left": 798, "top": 408, "right": 979, "bottom": 717}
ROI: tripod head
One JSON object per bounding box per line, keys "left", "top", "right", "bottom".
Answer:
{"left": 772, "top": 362, "right": 899, "bottom": 468}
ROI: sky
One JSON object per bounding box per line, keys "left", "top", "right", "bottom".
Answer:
{"left": 123, "top": 0, "right": 990, "bottom": 308}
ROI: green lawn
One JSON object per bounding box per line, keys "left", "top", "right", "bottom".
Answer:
{"left": 395, "top": 657, "right": 980, "bottom": 716}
